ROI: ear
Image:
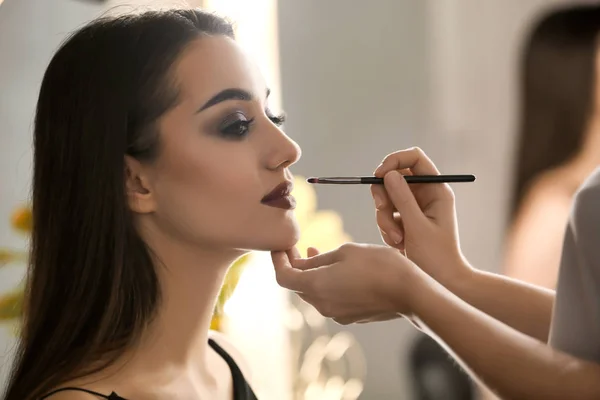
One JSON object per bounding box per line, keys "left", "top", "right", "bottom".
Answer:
{"left": 124, "top": 155, "right": 156, "bottom": 214}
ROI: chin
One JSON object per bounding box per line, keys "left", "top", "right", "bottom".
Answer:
{"left": 247, "top": 224, "right": 300, "bottom": 252}
{"left": 271, "top": 230, "right": 301, "bottom": 251}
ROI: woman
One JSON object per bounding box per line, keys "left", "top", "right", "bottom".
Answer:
{"left": 3, "top": 8, "right": 300, "bottom": 400}
{"left": 273, "top": 147, "right": 600, "bottom": 399}
{"left": 504, "top": 3, "right": 600, "bottom": 289}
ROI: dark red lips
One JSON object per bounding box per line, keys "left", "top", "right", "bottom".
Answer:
{"left": 261, "top": 181, "right": 296, "bottom": 210}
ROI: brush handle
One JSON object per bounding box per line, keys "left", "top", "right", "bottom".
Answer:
{"left": 379, "top": 175, "right": 475, "bottom": 184}
{"left": 307, "top": 175, "right": 475, "bottom": 184}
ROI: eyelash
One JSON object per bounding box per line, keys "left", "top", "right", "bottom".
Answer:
{"left": 267, "top": 111, "right": 286, "bottom": 127}
{"left": 219, "top": 110, "right": 286, "bottom": 139}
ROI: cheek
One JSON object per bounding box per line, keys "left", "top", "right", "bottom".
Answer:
{"left": 151, "top": 142, "right": 299, "bottom": 250}
{"left": 154, "top": 146, "right": 259, "bottom": 230}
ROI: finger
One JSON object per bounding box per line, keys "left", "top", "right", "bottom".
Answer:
{"left": 271, "top": 251, "right": 308, "bottom": 292}
{"left": 307, "top": 247, "right": 320, "bottom": 257}
{"left": 370, "top": 183, "right": 391, "bottom": 210}
{"left": 378, "top": 218, "right": 405, "bottom": 251}
{"left": 291, "top": 248, "right": 341, "bottom": 271}
{"left": 370, "top": 168, "right": 412, "bottom": 211}
{"left": 393, "top": 212, "right": 404, "bottom": 228}
{"left": 376, "top": 208, "right": 403, "bottom": 245}
{"left": 393, "top": 213, "right": 406, "bottom": 252}
{"left": 383, "top": 171, "right": 427, "bottom": 227}
{"left": 287, "top": 247, "right": 302, "bottom": 262}
{"left": 374, "top": 147, "right": 440, "bottom": 178}
{"left": 379, "top": 229, "right": 397, "bottom": 248}
{"left": 371, "top": 184, "right": 404, "bottom": 245}
{"left": 285, "top": 247, "right": 310, "bottom": 270}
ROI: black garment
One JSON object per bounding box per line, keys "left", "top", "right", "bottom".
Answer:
{"left": 409, "top": 334, "right": 475, "bottom": 400}
{"left": 41, "top": 338, "right": 258, "bottom": 400}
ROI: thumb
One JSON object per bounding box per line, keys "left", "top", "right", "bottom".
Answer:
{"left": 271, "top": 251, "right": 292, "bottom": 273}
{"left": 383, "top": 171, "right": 426, "bottom": 226}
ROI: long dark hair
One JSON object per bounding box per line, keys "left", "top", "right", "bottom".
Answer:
{"left": 511, "top": 4, "right": 600, "bottom": 218}
{"left": 3, "top": 9, "right": 233, "bottom": 400}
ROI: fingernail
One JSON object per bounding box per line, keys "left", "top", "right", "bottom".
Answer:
{"left": 390, "top": 230, "right": 403, "bottom": 244}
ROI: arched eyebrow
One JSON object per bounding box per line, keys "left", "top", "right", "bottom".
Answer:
{"left": 196, "top": 88, "right": 271, "bottom": 113}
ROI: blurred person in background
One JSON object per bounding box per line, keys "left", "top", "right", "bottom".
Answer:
{"left": 503, "top": 3, "right": 600, "bottom": 289}
{"left": 481, "top": 6, "right": 600, "bottom": 399}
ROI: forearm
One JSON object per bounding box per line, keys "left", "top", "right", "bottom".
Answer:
{"left": 409, "top": 271, "right": 600, "bottom": 400}
{"left": 446, "top": 265, "right": 554, "bottom": 342}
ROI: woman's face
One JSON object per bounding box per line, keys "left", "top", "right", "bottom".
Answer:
{"left": 136, "top": 36, "right": 301, "bottom": 253}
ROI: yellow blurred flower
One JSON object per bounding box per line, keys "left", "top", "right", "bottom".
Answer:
{"left": 215, "top": 255, "right": 249, "bottom": 311}
{"left": 292, "top": 176, "right": 352, "bottom": 255}
{"left": 11, "top": 206, "right": 32, "bottom": 234}
{"left": 0, "top": 249, "right": 17, "bottom": 265}
{"left": 211, "top": 253, "right": 251, "bottom": 331}
{"left": 210, "top": 314, "right": 222, "bottom": 331}
{"left": 292, "top": 176, "right": 317, "bottom": 227}
{"left": 0, "top": 288, "right": 23, "bottom": 322}
{"left": 0, "top": 249, "right": 27, "bottom": 267}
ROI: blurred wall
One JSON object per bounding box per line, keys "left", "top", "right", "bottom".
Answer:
{"left": 277, "top": 1, "right": 430, "bottom": 398}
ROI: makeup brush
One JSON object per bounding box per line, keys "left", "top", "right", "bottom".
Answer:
{"left": 306, "top": 175, "right": 476, "bottom": 184}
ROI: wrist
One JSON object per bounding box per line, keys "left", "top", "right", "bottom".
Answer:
{"left": 406, "top": 267, "right": 438, "bottom": 317}
{"left": 385, "top": 255, "right": 432, "bottom": 316}
{"left": 405, "top": 256, "right": 476, "bottom": 318}
{"left": 442, "top": 256, "right": 477, "bottom": 296}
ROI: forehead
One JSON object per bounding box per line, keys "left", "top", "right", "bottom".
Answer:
{"left": 173, "top": 36, "right": 267, "bottom": 105}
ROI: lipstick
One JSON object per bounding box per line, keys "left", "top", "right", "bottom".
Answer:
{"left": 261, "top": 181, "right": 296, "bottom": 210}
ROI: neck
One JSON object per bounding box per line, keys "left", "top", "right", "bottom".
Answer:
{"left": 126, "top": 224, "right": 245, "bottom": 377}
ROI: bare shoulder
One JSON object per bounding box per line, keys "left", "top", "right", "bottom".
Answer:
{"left": 528, "top": 169, "right": 572, "bottom": 198}
{"left": 208, "top": 330, "right": 253, "bottom": 381}
{"left": 509, "top": 171, "right": 575, "bottom": 243}
{"left": 503, "top": 171, "right": 574, "bottom": 285}
{"left": 507, "top": 171, "right": 574, "bottom": 238}
{"left": 516, "top": 171, "right": 573, "bottom": 219}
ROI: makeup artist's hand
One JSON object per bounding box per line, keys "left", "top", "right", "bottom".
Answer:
{"left": 370, "top": 147, "right": 472, "bottom": 287}
{"left": 271, "top": 244, "right": 422, "bottom": 325}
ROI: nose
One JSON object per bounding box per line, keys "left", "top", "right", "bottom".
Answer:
{"left": 265, "top": 123, "right": 302, "bottom": 171}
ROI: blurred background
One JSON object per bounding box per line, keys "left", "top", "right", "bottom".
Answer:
{"left": 0, "top": 0, "right": 596, "bottom": 399}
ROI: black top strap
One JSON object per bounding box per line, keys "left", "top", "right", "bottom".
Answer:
{"left": 208, "top": 338, "right": 258, "bottom": 400}
{"left": 40, "top": 387, "right": 126, "bottom": 399}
